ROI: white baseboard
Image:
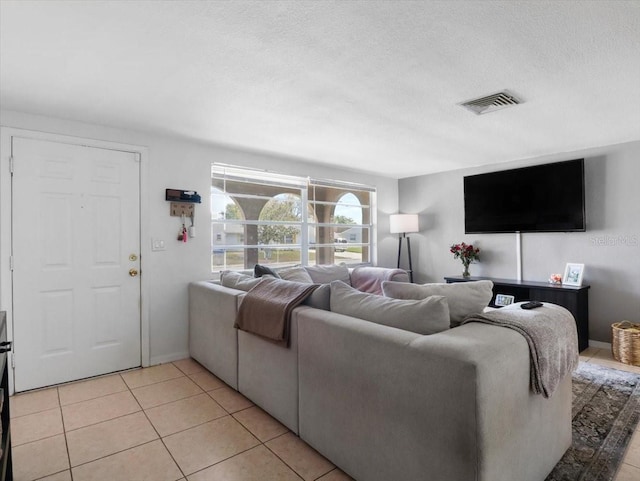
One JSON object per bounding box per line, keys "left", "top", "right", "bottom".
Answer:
{"left": 589, "top": 340, "right": 612, "bottom": 350}
{"left": 149, "top": 351, "right": 190, "bottom": 366}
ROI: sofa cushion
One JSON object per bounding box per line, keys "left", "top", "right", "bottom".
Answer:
{"left": 350, "top": 266, "right": 409, "bottom": 295}
{"left": 305, "top": 264, "right": 351, "bottom": 285}
{"left": 382, "top": 280, "right": 494, "bottom": 327}
{"left": 254, "top": 263, "right": 281, "bottom": 278}
{"left": 303, "top": 283, "right": 331, "bottom": 311}
{"left": 279, "top": 266, "right": 314, "bottom": 283}
{"left": 329, "top": 281, "right": 449, "bottom": 335}
{"left": 220, "top": 271, "right": 263, "bottom": 291}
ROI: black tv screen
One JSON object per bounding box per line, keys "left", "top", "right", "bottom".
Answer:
{"left": 464, "top": 159, "right": 586, "bottom": 233}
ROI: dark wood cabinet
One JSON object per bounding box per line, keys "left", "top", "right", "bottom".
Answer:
{"left": 444, "top": 276, "right": 590, "bottom": 352}
{"left": 0, "top": 312, "right": 12, "bottom": 481}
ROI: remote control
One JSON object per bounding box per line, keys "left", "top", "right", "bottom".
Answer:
{"left": 521, "top": 301, "right": 543, "bottom": 310}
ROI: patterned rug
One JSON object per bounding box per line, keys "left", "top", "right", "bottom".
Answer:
{"left": 546, "top": 362, "right": 640, "bottom": 481}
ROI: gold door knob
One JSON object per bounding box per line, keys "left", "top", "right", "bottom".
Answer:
{"left": 129, "top": 268, "right": 139, "bottom": 277}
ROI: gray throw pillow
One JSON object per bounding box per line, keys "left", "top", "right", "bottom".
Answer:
{"left": 279, "top": 266, "right": 314, "bottom": 283}
{"left": 303, "top": 283, "right": 331, "bottom": 311}
{"left": 254, "top": 264, "right": 280, "bottom": 278}
{"left": 304, "top": 264, "right": 351, "bottom": 285}
{"left": 382, "top": 280, "right": 493, "bottom": 327}
{"left": 220, "top": 271, "right": 263, "bottom": 291}
{"left": 329, "top": 281, "right": 449, "bottom": 335}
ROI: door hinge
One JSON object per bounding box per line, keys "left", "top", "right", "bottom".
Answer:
{"left": 11, "top": 353, "right": 15, "bottom": 369}
{"left": 9, "top": 256, "right": 14, "bottom": 271}
{"left": 9, "top": 156, "right": 14, "bottom": 174}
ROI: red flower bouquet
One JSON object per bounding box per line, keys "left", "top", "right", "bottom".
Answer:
{"left": 450, "top": 242, "right": 480, "bottom": 277}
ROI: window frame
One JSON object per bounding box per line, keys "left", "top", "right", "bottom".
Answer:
{"left": 211, "top": 164, "right": 376, "bottom": 273}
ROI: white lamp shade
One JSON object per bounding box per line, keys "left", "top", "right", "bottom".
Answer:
{"left": 389, "top": 214, "right": 419, "bottom": 234}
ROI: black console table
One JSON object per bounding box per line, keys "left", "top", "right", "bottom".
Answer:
{"left": 444, "top": 276, "right": 590, "bottom": 352}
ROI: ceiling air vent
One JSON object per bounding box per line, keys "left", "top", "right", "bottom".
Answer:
{"left": 460, "top": 91, "right": 521, "bottom": 115}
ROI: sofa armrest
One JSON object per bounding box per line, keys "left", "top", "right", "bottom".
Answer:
{"left": 189, "top": 281, "right": 243, "bottom": 389}
{"left": 350, "top": 266, "right": 409, "bottom": 294}
{"left": 296, "top": 309, "right": 571, "bottom": 481}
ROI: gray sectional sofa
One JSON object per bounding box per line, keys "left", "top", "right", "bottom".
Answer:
{"left": 189, "top": 266, "right": 574, "bottom": 481}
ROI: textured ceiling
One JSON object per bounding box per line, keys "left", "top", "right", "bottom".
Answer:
{"left": 1, "top": 0, "right": 639, "bottom": 178}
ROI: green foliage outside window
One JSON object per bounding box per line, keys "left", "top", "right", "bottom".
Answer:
{"left": 258, "top": 194, "right": 301, "bottom": 245}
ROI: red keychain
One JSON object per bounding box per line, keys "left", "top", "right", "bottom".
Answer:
{"left": 178, "top": 214, "right": 188, "bottom": 242}
{"left": 182, "top": 214, "right": 188, "bottom": 243}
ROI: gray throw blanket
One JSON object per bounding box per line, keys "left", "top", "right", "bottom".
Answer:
{"left": 235, "top": 277, "right": 318, "bottom": 346}
{"left": 462, "top": 303, "right": 579, "bottom": 398}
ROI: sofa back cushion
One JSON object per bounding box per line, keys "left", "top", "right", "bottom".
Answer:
{"left": 304, "top": 264, "right": 351, "bottom": 285}
{"left": 279, "top": 266, "right": 314, "bottom": 283}
{"left": 350, "top": 266, "right": 409, "bottom": 295}
{"left": 329, "top": 281, "right": 449, "bottom": 335}
{"left": 220, "top": 271, "right": 263, "bottom": 291}
{"left": 382, "top": 280, "right": 493, "bottom": 327}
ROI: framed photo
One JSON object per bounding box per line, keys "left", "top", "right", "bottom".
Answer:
{"left": 495, "top": 294, "right": 515, "bottom": 307}
{"left": 563, "top": 263, "right": 585, "bottom": 286}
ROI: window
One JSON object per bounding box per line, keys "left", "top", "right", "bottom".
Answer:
{"left": 211, "top": 164, "right": 376, "bottom": 272}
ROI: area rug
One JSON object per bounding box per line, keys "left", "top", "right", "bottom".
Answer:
{"left": 546, "top": 362, "right": 640, "bottom": 481}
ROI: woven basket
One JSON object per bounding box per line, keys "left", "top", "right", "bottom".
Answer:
{"left": 612, "top": 321, "right": 640, "bottom": 366}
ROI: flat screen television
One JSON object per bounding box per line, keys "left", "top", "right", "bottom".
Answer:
{"left": 464, "top": 159, "right": 586, "bottom": 233}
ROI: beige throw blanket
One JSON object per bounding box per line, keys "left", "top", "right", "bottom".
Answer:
{"left": 235, "top": 277, "right": 318, "bottom": 346}
{"left": 462, "top": 303, "right": 579, "bottom": 398}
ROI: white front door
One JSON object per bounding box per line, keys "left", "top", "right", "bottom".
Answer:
{"left": 11, "top": 137, "right": 141, "bottom": 392}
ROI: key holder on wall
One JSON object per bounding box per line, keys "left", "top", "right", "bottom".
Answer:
{"left": 166, "top": 189, "right": 201, "bottom": 242}
{"left": 166, "top": 189, "right": 201, "bottom": 203}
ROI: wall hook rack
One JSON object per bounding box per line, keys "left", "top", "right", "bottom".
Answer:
{"left": 165, "top": 189, "right": 201, "bottom": 204}
{"left": 166, "top": 189, "right": 200, "bottom": 217}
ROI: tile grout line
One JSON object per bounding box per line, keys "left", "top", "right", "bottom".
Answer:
{"left": 12, "top": 361, "right": 333, "bottom": 480}
{"left": 121, "top": 363, "right": 187, "bottom": 390}
{"left": 62, "top": 371, "right": 186, "bottom": 476}
{"left": 173, "top": 404, "right": 267, "bottom": 476}
{"left": 62, "top": 408, "right": 143, "bottom": 434}
{"left": 150, "top": 370, "right": 306, "bottom": 480}
{"left": 157, "top": 402, "right": 264, "bottom": 479}
{"left": 171, "top": 360, "right": 206, "bottom": 377}
{"left": 263, "top": 431, "right": 323, "bottom": 481}
{"left": 63, "top": 373, "right": 162, "bottom": 473}
{"left": 49, "top": 381, "right": 229, "bottom": 444}
{"left": 9, "top": 364, "right": 209, "bottom": 420}
{"left": 131, "top": 376, "right": 188, "bottom": 481}
{"left": 132, "top": 386, "right": 207, "bottom": 412}
{"left": 314, "top": 468, "right": 342, "bottom": 480}
{"left": 9, "top": 405, "right": 65, "bottom": 448}
{"left": 58, "top": 386, "right": 130, "bottom": 409}
{"left": 58, "top": 385, "right": 74, "bottom": 481}
{"left": 68, "top": 439, "right": 159, "bottom": 471}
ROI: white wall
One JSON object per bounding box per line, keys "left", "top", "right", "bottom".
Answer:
{"left": 399, "top": 140, "right": 640, "bottom": 343}
{"left": 0, "top": 110, "right": 399, "bottom": 364}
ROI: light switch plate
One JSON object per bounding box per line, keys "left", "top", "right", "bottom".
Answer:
{"left": 152, "top": 239, "right": 166, "bottom": 251}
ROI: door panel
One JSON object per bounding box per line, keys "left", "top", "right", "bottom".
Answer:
{"left": 12, "top": 137, "right": 141, "bottom": 392}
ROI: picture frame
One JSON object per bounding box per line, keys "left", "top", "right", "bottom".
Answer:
{"left": 563, "top": 263, "right": 585, "bottom": 286}
{"left": 494, "top": 294, "right": 515, "bottom": 307}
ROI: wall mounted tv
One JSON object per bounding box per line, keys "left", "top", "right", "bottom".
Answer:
{"left": 464, "top": 158, "right": 586, "bottom": 233}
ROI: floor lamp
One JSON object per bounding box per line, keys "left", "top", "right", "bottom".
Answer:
{"left": 389, "top": 214, "right": 419, "bottom": 283}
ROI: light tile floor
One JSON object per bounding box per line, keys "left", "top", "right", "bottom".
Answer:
{"left": 9, "top": 351, "right": 640, "bottom": 481}
{"left": 10, "top": 358, "right": 352, "bottom": 481}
